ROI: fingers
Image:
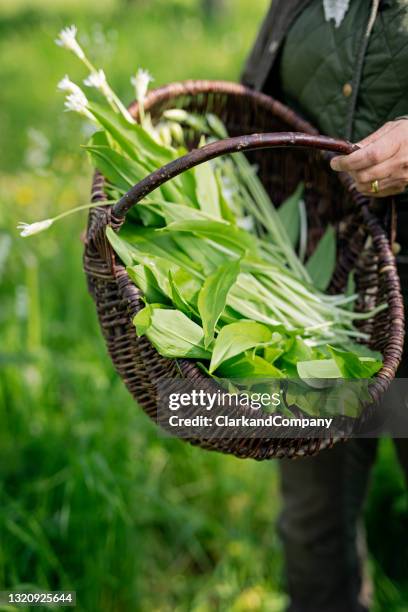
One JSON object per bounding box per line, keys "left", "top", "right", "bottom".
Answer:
{"left": 355, "top": 121, "right": 395, "bottom": 148}
{"left": 353, "top": 176, "right": 407, "bottom": 197}
{"left": 350, "top": 157, "right": 401, "bottom": 184}
{"left": 331, "top": 135, "right": 400, "bottom": 172}
{"left": 365, "top": 186, "right": 405, "bottom": 198}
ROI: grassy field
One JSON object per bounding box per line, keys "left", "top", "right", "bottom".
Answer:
{"left": 0, "top": 1, "right": 407, "bottom": 610}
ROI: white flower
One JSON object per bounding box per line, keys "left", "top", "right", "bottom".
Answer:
{"left": 130, "top": 68, "right": 154, "bottom": 104}
{"left": 55, "top": 25, "right": 85, "bottom": 60}
{"left": 83, "top": 69, "right": 108, "bottom": 91}
{"left": 17, "top": 219, "right": 54, "bottom": 237}
{"left": 57, "top": 75, "right": 83, "bottom": 96}
{"left": 64, "top": 90, "right": 93, "bottom": 119}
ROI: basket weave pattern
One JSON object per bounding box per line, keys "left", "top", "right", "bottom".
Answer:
{"left": 84, "top": 81, "right": 404, "bottom": 460}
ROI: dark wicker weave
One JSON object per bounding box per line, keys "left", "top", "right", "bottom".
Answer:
{"left": 84, "top": 80, "right": 404, "bottom": 460}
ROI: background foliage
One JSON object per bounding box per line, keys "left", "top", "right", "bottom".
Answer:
{"left": 0, "top": 0, "right": 407, "bottom": 610}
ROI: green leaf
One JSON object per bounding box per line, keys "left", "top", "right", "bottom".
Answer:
{"left": 339, "top": 340, "right": 382, "bottom": 361}
{"left": 345, "top": 271, "right": 356, "bottom": 311}
{"left": 170, "top": 268, "right": 201, "bottom": 305}
{"left": 132, "top": 256, "right": 177, "bottom": 298}
{"left": 108, "top": 228, "right": 195, "bottom": 299}
{"left": 263, "top": 346, "right": 284, "bottom": 364}
{"left": 138, "top": 200, "right": 219, "bottom": 224}
{"left": 209, "top": 321, "right": 272, "bottom": 373}
{"left": 106, "top": 226, "right": 133, "bottom": 266}
{"left": 297, "top": 359, "right": 341, "bottom": 378}
{"left": 168, "top": 274, "right": 192, "bottom": 315}
{"left": 168, "top": 270, "right": 200, "bottom": 316}
{"left": 215, "top": 167, "right": 237, "bottom": 224}
{"left": 163, "top": 219, "right": 254, "bottom": 253}
{"left": 133, "top": 306, "right": 211, "bottom": 360}
{"left": 85, "top": 143, "right": 148, "bottom": 192}
{"left": 172, "top": 234, "right": 226, "bottom": 275}
{"left": 216, "top": 352, "right": 285, "bottom": 379}
{"left": 281, "top": 336, "right": 315, "bottom": 365}
{"left": 133, "top": 303, "right": 153, "bottom": 336}
{"left": 327, "top": 345, "right": 382, "bottom": 378}
{"left": 89, "top": 105, "right": 191, "bottom": 205}
{"left": 127, "top": 265, "right": 166, "bottom": 303}
{"left": 297, "top": 359, "right": 342, "bottom": 387}
{"left": 277, "top": 182, "right": 304, "bottom": 247}
{"left": 89, "top": 102, "right": 175, "bottom": 166}
{"left": 194, "top": 160, "right": 221, "bottom": 218}
{"left": 113, "top": 226, "right": 203, "bottom": 276}
{"left": 305, "top": 225, "right": 336, "bottom": 291}
{"left": 198, "top": 260, "right": 241, "bottom": 348}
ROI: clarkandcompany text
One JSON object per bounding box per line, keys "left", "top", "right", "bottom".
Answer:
{"left": 168, "top": 414, "right": 334, "bottom": 429}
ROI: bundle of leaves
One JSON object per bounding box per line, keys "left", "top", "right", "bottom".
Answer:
{"left": 90, "top": 107, "right": 384, "bottom": 386}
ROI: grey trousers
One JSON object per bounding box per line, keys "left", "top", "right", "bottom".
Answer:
{"left": 278, "top": 439, "right": 408, "bottom": 612}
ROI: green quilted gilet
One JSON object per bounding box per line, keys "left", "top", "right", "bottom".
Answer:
{"left": 279, "top": 0, "right": 408, "bottom": 142}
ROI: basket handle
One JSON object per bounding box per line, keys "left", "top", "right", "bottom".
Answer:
{"left": 112, "top": 132, "right": 358, "bottom": 219}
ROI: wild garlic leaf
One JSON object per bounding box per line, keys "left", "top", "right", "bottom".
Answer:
{"left": 132, "top": 256, "right": 178, "bottom": 298}
{"left": 216, "top": 351, "right": 285, "bottom": 379}
{"left": 263, "top": 346, "right": 284, "bottom": 364}
{"left": 117, "top": 227, "right": 202, "bottom": 275}
{"left": 345, "top": 270, "right": 356, "bottom": 310}
{"left": 127, "top": 264, "right": 166, "bottom": 303}
{"left": 85, "top": 143, "right": 147, "bottom": 192}
{"left": 133, "top": 303, "right": 153, "bottom": 336}
{"left": 327, "top": 345, "right": 382, "bottom": 378}
{"left": 89, "top": 103, "right": 150, "bottom": 163}
{"left": 194, "top": 160, "right": 221, "bottom": 218}
{"left": 138, "top": 200, "right": 219, "bottom": 225}
{"left": 169, "top": 271, "right": 199, "bottom": 317}
{"left": 209, "top": 320, "right": 272, "bottom": 373}
{"left": 215, "top": 167, "right": 237, "bottom": 224}
{"left": 281, "top": 337, "right": 315, "bottom": 365}
{"left": 285, "top": 387, "right": 324, "bottom": 416}
{"left": 133, "top": 306, "right": 211, "bottom": 359}
{"left": 276, "top": 337, "right": 317, "bottom": 378}
{"left": 277, "top": 182, "right": 304, "bottom": 247}
{"left": 89, "top": 104, "right": 190, "bottom": 205}
{"left": 172, "top": 234, "right": 226, "bottom": 275}
{"left": 89, "top": 102, "right": 175, "bottom": 165}
{"left": 339, "top": 340, "right": 382, "bottom": 361}
{"left": 297, "top": 358, "right": 342, "bottom": 388}
{"left": 297, "top": 358, "right": 341, "bottom": 378}
{"left": 198, "top": 259, "right": 241, "bottom": 348}
{"left": 305, "top": 225, "right": 336, "bottom": 291}
{"left": 170, "top": 268, "right": 201, "bottom": 305}
{"left": 163, "top": 219, "right": 253, "bottom": 253}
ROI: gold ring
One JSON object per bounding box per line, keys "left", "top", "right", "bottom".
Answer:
{"left": 371, "top": 179, "right": 379, "bottom": 193}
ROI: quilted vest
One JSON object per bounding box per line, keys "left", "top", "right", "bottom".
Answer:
{"left": 278, "top": 0, "right": 408, "bottom": 142}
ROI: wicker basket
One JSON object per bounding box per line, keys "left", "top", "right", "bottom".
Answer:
{"left": 84, "top": 80, "right": 404, "bottom": 460}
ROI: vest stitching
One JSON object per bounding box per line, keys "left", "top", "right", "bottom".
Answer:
{"left": 345, "top": 0, "right": 380, "bottom": 140}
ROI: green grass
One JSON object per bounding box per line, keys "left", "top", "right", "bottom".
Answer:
{"left": 0, "top": 1, "right": 407, "bottom": 610}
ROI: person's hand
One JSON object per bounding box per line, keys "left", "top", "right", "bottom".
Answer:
{"left": 330, "top": 119, "right": 408, "bottom": 197}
